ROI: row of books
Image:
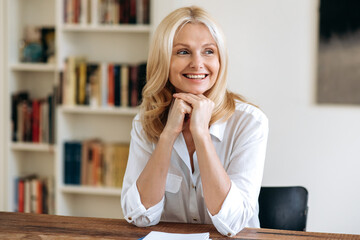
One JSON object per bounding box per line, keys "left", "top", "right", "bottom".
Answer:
{"left": 11, "top": 91, "right": 57, "bottom": 144}
{"left": 60, "top": 57, "right": 146, "bottom": 108}
{"left": 64, "top": 140, "right": 129, "bottom": 188}
{"left": 64, "top": 0, "right": 150, "bottom": 25}
{"left": 14, "top": 175, "right": 55, "bottom": 214}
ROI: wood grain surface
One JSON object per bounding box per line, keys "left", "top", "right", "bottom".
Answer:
{"left": 1, "top": 211, "right": 360, "bottom": 239}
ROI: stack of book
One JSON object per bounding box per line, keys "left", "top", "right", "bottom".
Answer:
{"left": 14, "top": 175, "right": 55, "bottom": 214}
{"left": 63, "top": 0, "right": 150, "bottom": 25}
{"left": 63, "top": 140, "right": 129, "bottom": 188}
{"left": 11, "top": 91, "right": 57, "bottom": 144}
{"left": 59, "top": 57, "right": 146, "bottom": 108}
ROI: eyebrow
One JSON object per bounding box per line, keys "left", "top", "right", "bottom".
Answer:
{"left": 173, "top": 43, "right": 217, "bottom": 48}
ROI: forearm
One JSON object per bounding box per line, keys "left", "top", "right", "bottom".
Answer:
{"left": 136, "top": 132, "right": 176, "bottom": 209}
{"left": 193, "top": 131, "right": 231, "bottom": 215}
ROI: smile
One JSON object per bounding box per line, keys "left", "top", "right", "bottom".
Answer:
{"left": 183, "top": 74, "right": 208, "bottom": 79}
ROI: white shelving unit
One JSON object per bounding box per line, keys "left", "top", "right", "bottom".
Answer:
{"left": 60, "top": 185, "right": 122, "bottom": 197}
{"left": 54, "top": 0, "right": 150, "bottom": 219}
{"left": 62, "top": 24, "right": 151, "bottom": 33}
{"left": 5, "top": 0, "right": 57, "bottom": 213}
{"left": 0, "top": 0, "right": 6, "bottom": 211}
{"left": 59, "top": 105, "right": 139, "bottom": 116}
{"left": 4, "top": 0, "right": 150, "bottom": 218}
{"left": 10, "top": 142, "right": 56, "bottom": 153}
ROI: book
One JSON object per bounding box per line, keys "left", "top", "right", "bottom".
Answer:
{"left": 142, "top": 231, "right": 209, "bottom": 240}
{"left": 65, "top": 139, "right": 129, "bottom": 187}
{"left": 87, "top": 63, "right": 102, "bottom": 107}
{"left": 17, "top": 179, "right": 25, "bottom": 212}
{"left": 107, "top": 63, "right": 115, "bottom": 106}
{"left": 114, "top": 65, "right": 121, "bottom": 107}
{"left": 77, "top": 61, "right": 87, "bottom": 105}
{"left": 61, "top": 58, "right": 146, "bottom": 108}
{"left": 32, "top": 99, "right": 40, "bottom": 143}
{"left": 30, "top": 178, "right": 43, "bottom": 214}
{"left": 121, "top": 65, "right": 129, "bottom": 107}
{"left": 81, "top": 139, "right": 92, "bottom": 185}
{"left": 11, "top": 92, "right": 29, "bottom": 142}
{"left": 129, "top": 65, "right": 138, "bottom": 107}
{"left": 101, "top": 62, "right": 108, "bottom": 107}
{"left": 15, "top": 175, "right": 54, "bottom": 214}
{"left": 114, "top": 144, "right": 127, "bottom": 187}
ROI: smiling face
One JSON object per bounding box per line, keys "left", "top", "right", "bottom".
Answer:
{"left": 169, "top": 23, "right": 220, "bottom": 95}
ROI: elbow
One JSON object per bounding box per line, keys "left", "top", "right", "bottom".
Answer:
{"left": 212, "top": 203, "right": 257, "bottom": 237}
{"left": 129, "top": 216, "right": 160, "bottom": 228}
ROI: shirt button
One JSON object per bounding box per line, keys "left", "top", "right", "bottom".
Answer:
{"left": 192, "top": 184, "right": 196, "bottom": 189}
{"left": 127, "top": 217, "right": 132, "bottom": 221}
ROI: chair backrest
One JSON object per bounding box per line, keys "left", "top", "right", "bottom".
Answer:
{"left": 258, "top": 186, "right": 308, "bottom": 231}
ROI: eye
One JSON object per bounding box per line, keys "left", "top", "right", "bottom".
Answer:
{"left": 177, "top": 49, "right": 189, "bottom": 55}
{"left": 204, "top": 49, "right": 214, "bottom": 55}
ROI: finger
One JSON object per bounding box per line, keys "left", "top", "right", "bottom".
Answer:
{"left": 173, "top": 98, "right": 192, "bottom": 114}
{"left": 173, "top": 93, "right": 201, "bottom": 105}
{"left": 179, "top": 99, "right": 193, "bottom": 114}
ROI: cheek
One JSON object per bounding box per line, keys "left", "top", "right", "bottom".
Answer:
{"left": 211, "top": 60, "right": 220, "bottom": 77}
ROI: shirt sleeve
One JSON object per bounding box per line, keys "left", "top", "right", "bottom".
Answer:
{"left": 121, "top": 114, "right": 164, "bottom": 227}
{"left": 209, "top": 112, "right": 269, "bottom": 237}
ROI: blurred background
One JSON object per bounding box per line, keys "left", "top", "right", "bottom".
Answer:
{"left": 1, "top": 0, "right": 360, "bottom": 235}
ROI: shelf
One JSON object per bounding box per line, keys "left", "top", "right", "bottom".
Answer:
{"left": 58, "top": 105, "right": 139, "bottom": 116}
{"left": 10, "top": 63, "right": 57, "bottom": 72}
{"left": 10, "top": 142, "right": 56, "bottom": 153}
{"left": 62, "top": 24, "right": 151, "bottom": 33}
{"left": 60, "top": 185, "right": 121, "bottom": 196}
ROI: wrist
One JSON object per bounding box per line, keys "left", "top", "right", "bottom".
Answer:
{"left": 159, "top": 129, "right": 178, "bottom": 144}
{"left": 191, "top": 127, "right": 210, "bottom": 141}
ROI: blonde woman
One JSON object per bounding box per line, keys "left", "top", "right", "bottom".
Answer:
{"left": 121, "top": 6, "right": 268, "bottom": 237}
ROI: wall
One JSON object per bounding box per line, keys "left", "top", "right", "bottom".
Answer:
{"left": 153, "top": 0, "right": 360, "bottom": 234}
{"left": 0, "top": 0, "right": 6, "bottom": 211}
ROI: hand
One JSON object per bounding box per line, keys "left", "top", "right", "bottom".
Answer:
{"left": 173, "top": 93, "right": 214, "bottom": 136}
{"left": 162, "top": 97, "right": 192, "bottom": 138}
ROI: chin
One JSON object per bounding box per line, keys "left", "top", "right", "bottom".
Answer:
{"left": 183, "top": 87, "right": 208, "bottom": 95}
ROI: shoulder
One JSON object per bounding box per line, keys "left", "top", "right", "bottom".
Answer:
{"left": 131, "top": 113, "right": 145, "bottom": 137}
{"left": 232, "top": 100, "right": 268, "bottom": 126}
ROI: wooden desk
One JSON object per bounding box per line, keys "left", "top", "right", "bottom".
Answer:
{"left": 1, "top": 211, "right": 359, "bottom": 240}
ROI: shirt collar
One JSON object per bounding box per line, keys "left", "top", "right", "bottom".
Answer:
{"left": 209, "top": 118, "right": 228, "bottom": 142}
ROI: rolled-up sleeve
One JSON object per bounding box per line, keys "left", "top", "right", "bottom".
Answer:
{"left": 121, "top": 114, "right": 164, "bottom": 227}
{"left": 209, "top": 113, "right": 269, "bottom": 236}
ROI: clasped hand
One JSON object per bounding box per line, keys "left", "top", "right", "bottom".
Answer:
{"left": 163, "top": 93, "right": 214, "bottom": 137}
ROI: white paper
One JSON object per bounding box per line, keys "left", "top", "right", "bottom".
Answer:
{"left": 143, "top": 231, "right": 209, "bottom": 240}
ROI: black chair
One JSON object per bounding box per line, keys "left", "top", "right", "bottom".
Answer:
{"left": 258, "top": 186, "right": 308, "bottom": 231}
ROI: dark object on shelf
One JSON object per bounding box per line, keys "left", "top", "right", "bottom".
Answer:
{"left": 22, "top": 43, "right": 43, "bottom": 62}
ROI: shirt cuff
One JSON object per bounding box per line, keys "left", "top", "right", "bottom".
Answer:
{"left": 124, "top": 182, "right": 164, "bottom": 227}
{"left": 208, "top": 181, "right": 245, "bottom": 237}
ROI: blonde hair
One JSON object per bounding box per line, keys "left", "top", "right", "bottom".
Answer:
{"left": 140, "top": 6, "right": 249, "bottom": 142}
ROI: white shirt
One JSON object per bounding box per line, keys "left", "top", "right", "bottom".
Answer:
{"left": 121, "top": 101, "right": 269, "bottom": 237}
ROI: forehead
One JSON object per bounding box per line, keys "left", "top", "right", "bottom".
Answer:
{"left": 173, "top": 23, "right": 216, "bottom": 44}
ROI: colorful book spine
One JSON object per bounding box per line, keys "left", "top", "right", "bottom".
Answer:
{"left": 64, "top": 140, "right": 129, "bottom": 188}
{"left": 60, "top": 58, "right": 147, "bottom": 108}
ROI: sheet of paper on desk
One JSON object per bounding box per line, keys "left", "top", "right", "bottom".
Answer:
{"left": 142, "top": 231, "right": 209, "bottom": 240}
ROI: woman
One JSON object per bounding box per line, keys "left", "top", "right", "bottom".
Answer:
{"left": 121, "top": 6, "right": 268, "bottom": 237}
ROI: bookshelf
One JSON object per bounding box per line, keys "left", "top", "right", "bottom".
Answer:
{"left": 10, "top": 63, "right": 57, "bottom": 72}
{"left": 0, "top": 0, "right": 6, "bottom": 211}
{"left": 4, "top": 0, "right": 151, "bottom": 219}
{"left": 54, "top": 0, "right": 150, "bottom": 219}
{"left": 5, "top": 0, "right": 57, "bottom": 214}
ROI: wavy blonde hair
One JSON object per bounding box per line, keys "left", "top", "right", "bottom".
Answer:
{"left": 140, "top": 6, "right": 249, "bottom": 142}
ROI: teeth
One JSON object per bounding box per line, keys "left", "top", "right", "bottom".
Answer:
{"left": 185, "top": 74, "right": 206, "bottom": 79}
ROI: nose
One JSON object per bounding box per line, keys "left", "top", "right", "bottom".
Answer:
{"left": 189, "top": 52, "right": 204, "bottom": 70}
